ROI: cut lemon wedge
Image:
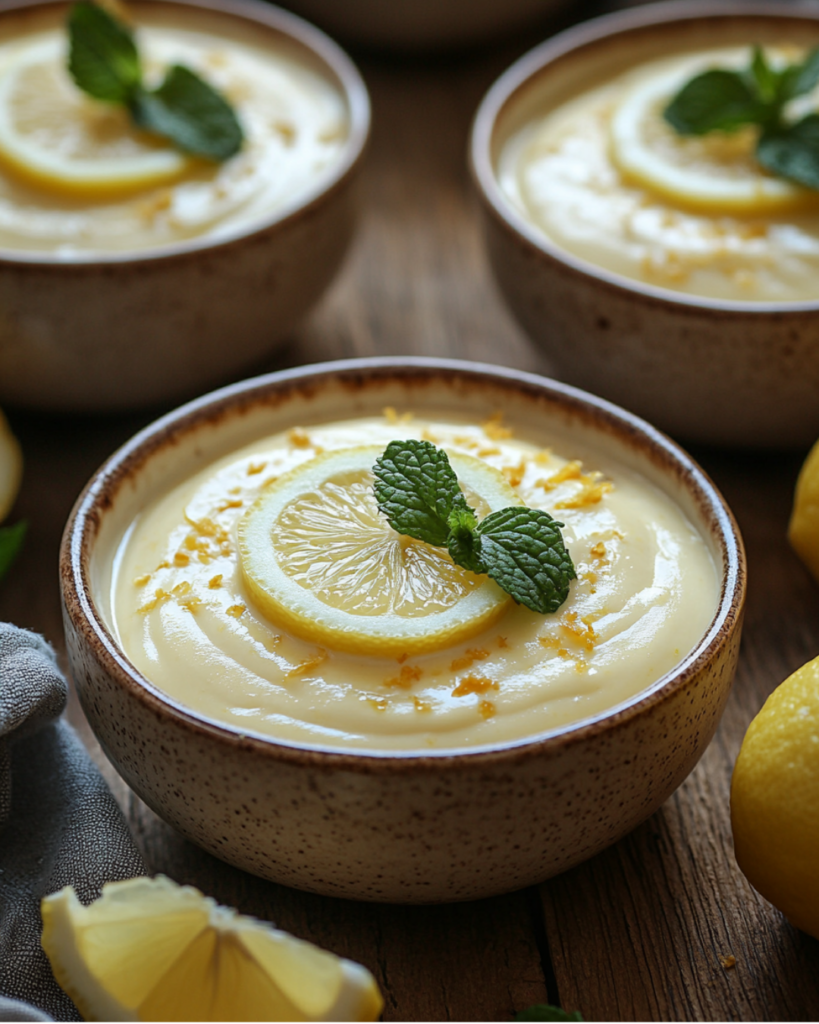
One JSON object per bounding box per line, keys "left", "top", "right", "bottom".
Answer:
{"left": 0, "top": 407, "right": 22, "bottom": 523}
{"left": 238, "top": 445, "right": 520, "bottom": 657}
{"left": 610, "top": 69, "right": 813, "bottom": 214}
{"left": 0, "top": 39, "right": 189, "bottom": 197}
{"left": 41, "top": 875, "right": 384, "bottom": 1022}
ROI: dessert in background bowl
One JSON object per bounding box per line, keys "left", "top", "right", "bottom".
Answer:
{"left": 61, "top": 357, "right": 745, "bottom": 902}
{"left": 0, "top": 0, "right": 369, "bottom": 412}
{"left": 471, "top": 1, "right": 819, "bottom": 448}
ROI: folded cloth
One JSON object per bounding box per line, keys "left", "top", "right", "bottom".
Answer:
{"left": 0, "top": 624, "right": 145, "bottom": 1022}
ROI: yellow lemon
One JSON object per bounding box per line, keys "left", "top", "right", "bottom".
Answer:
{"left": 238, "top": 445, "right": 520, "bottom": 657}
{"left": 730, "top": 656, "right": 819, "bottom": 939}
{"left": 0, "top": 407, "right": 22, "bottom": 523}
{"left": 610, "top": 68, "right": 813, "bottom": 214}
{"left": 788, "top": 437, "right": 819, "bottom": 583}
{"left": 0, "top": 38, "right": 189, "bottom": 196}
{"left": 41, "top": 875, "right": 383, "bottom": 1022}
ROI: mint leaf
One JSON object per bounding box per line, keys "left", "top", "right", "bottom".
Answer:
{"left": 781, "top": 48, "right": 819, "bottom": 101}
{"left": 131, "top": 66, "right": 243, "bottom": 161}
{"left": 663, "top": 69, "right": 763, "bottom": 135}
{"left": 373, "top": 440, "right": 470, "bottom": 547}
{"left": 514, "top": 1006, "right": 583, "bottom": 1022}
{"left": 758, "top": 115, "right": 819, "bottom": 189}
{"left": 0, "top": 521, "right": 26, "bottom": 582}
{"left": 68, "top": 1, "right": 140, "bottom": 103}
{"left": 749, "top": 46, "right": 779, "bottom": 106}
{"left": 476, "top": 507, "right": 576, "bottom": 615}
{"left": 446, "top": 506, "right": 483, "bottom": 574}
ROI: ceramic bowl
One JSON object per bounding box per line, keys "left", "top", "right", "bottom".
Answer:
{"left": 471, "top": 1, "right": 819, "bottom": 449}
{"left": 61, "top": 357, "right": 745, "bottom": 903}
{"left": 0, "top": 0, "right": 369, "bottom": 413}
{"left": 273, "top": 0, "right": 568, "bottom": 52}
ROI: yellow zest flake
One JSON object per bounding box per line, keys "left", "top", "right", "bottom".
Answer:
{"left": 413, "top": 696, "right": 432, "bottom": 713}
{"left": 453, "top": 435, "right": 479, "bottom": 450}
{"left": 186, "top": 515, "right": 232, "bottom": 557}
{"left": 560, "top": 611, "right": 596, "bottom": 652}
{"left": 477, "top": 446, "right": 501, "bottom": 458}
{"left": 502, "top": 460, "right": 527, "bottom": 488}
{"left": 139, "top": 588, "right": 170, "bottom": 614}
{"left": 173, "top": 551, "right": 190, "bottom": 567}
{"left": 479, "top": 700, "right": 496, "bottom": 719}
{"left": 481, "top": 412, "right": 513, "bottom": 441}
{"left": 537, "top": 461, "right": 583, "bottom": 490}
{"left": 155, "top": 560, "right": 170, "bottom": 570}
{"left": 172, "top": 582, "right": 191, "bottom": 597}
{"left": 178, "top": 596, "right": 203, "bottom": 614}
{"left": 450, "top": 648, "right": 490, "bottom": 672}
{"left": 383, "top": 407, "right": 413, "bottom": 425}
{"left": 534, "top": 449, "right": 552, "bottom": 465}
{"left": 497, "top": 636, "right": 509, "bottom": 649}
{"left": 574, "top": 660, "right": 588, "bottom": 674}
{"left": 555, "top": 474, "right": 613, "bottom": 510}
{"left": 538, "top": 636, "right": 572, "bottom": 659}
{"left": 286, "top": 650, "right": 328, "bottom": 678}
{"left": 590, "top": 541, "right": 608, "bottom": 562}
{"left": 208, "top": 575, "right": 223, "bottom": 589}
{"left": 226, "top": 604, "right": 246, "bottom": 618}
{"left": 133, "top": 574, "right": 151, "bottom": 587}
{"left": 385, "top": 664, "right": 424, "bottom": 690}
{"left": 396, "top": 652, "right": 408, "bottom": 664}
{"left": 216, "top": 498, "right": 243, "bottom": 513}
{"left": 247, "top": 461, "right": 267, "bottom": 476}
{"left": 287, "top": 428, "right": 312, "bottom": 449}
{"left": 367, "top": 697, "right": 388, "bottom": 712}
{"left": 452, "top": 674, "right": 498, "bottom": 698}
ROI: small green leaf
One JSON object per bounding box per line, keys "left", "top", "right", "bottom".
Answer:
{"left": 664, "top": 69, "right": 765, "bottom": 135}
{"left": 0, "top": 521, "right": 26, "bottom": 582}
{"left": 757, "top": 115, "right": 819, "bottom": 189}
{"left": 781, "top": 47, "right": 819, "bottom": 101}
{"left": 373, "top": 440, "right": 469, "bottom": 548}
{"left": 446, "top": 506, "right": 483, "bottom": 575}
{"left": 749, "top": 46, "right": 779, "bottom": 106}
{"left": 475, "top": 507, "right": 575, "bottom": 615}
{"left": 514, "top": 1005, "right": 583, "bottom": 1022}
{"left": 130, "top": 65, "right": 243, "bottom": 161}
{"left": 68, "top": 1, "right": 141, "bottom": 103}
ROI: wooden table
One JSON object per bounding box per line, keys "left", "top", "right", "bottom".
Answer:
{"left": 3, "top": 4, "right": 819, "bottom": 1019}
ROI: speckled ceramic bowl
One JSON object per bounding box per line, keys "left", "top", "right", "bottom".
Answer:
{"left": 471, "top": 1, "right": 819, "bottom": 449}
{"left": 61, "top": 358, "right": 745, "bottom": 902}
{"left": 0, "top": 0, "right": 369, "bottom": 413}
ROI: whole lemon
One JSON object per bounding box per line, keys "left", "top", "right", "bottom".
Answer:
{"left": 731, "top": 656, "right": 819, "bottom": 939}
{"left": 789, "top": 437, "right": 819, "bottom": 582}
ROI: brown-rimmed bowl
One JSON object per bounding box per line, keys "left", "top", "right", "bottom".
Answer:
{"left": 470, "top": 1, "right": 819, "bottom": 449}
{"left": 0, "top": 0, "right": 369, "bottom": 413}
{"left": 61, "top": 357, "right": 746, "bottom": 903}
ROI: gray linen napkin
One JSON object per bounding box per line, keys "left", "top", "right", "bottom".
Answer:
{"left": 0, "top": 623, "right": 145, "bottom": 1022}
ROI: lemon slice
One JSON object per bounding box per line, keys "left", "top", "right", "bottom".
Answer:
{"left": 0, "top": 38, "right": 189, "bottom": 197}
{"left": 0, "top": 407, "right": 22, "bottom": 523}
{"left": 610, "top": 68, "right": 812, "bottom": 214}
{"left": 238, "top": 445, "right": 520, "bottom": 657}
{"left": 41, "top": 875, "right": 383, "bottom": 1022}
{"left": 788, "top": 436, "right": 819, "bottom": 582}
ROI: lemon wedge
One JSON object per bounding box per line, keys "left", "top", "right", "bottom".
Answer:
{"left": 610, "top": 68, "right": 812, "bottom": 214}
{"left": 788, "top": 436, "right": 819, "bottom": 582}
{"left": 238, "top": 445, "right": 520, "bottom": 657}
{"left": 0, "top": 38, "right": 189, "bottom": 197}
{"left": 0, "top": 407, "right": 22, "bottom": 523}
{"left": 41, "top": 875, "right": 383, "bottom": 1022}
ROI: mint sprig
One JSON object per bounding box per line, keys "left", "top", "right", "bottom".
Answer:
{"left": 664, "top": 47, "right": 819, "bottom": 189}
{"left": 372, "top": 440, "right": 576, "bottom": 615}
{"left": 68, "top": 2, "right": 243, "bottom": 161}
{"left": 0, "top": 521, "right": 26, "bottom": 583}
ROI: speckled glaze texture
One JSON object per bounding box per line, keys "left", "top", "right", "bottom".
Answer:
{"left": 61, "top": 359, "right": 746, "bottom": 903}
{"left": 471, "top": 1, "right": 819, "bottom": 450}
{"left": 0, "top": 0, "right": 369, "bottom": 414}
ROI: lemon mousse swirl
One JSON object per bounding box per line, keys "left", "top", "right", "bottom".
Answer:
{"left": 110, "top": 414, "right": 719, "bottom": 753}
{"left": 498, "top": 47, "right": 819, "bottom": 302}
{"left": 0, "top": 8, "right": 348, "bottom": 254}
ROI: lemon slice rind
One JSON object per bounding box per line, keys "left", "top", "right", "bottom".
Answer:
{"left": 0, "top": 39, "right": 189, "bottom": 197}
{"left": 41, "top": 876, "right": 384, "bottom": 1022}
{"left": 238, "top": 445, "right": 520, "bottom": 658}
{"left": 610, "top": 69, "right": 811, "bottom": 214}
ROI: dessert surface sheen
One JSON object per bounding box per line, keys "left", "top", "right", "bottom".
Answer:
{"left": 109, "top": 412, "right": 719, "bottom": 754}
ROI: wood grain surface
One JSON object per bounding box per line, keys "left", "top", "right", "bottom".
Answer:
{"left": 2, "top": 4, "right": 819, "bottom": 1020}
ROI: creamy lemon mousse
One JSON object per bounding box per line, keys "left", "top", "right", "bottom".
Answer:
{"left": 0, "top": 4, "right": 348, "bottom": 254}
{"left": 498, "top": 46, "right": 819, "bottom": 302}
{"left": 109, "top": 411, "right": 719, "bottom": 753}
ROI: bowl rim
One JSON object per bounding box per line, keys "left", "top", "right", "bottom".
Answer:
{"left": 0, "top": 0, "right": 371, "bottom": 269}
{"left": 61, "top": 356, "right": 747, "bottom": 770}
{"left": 469, "top": 0, "right": 819, "bottom": 316}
